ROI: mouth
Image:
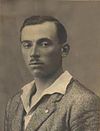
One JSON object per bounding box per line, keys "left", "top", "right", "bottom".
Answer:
{"left": 29, "top": 61, "right": 43, "bottom": 66}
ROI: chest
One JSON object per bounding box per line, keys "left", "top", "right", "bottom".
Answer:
{"left": 8, "top": 94, "right": 70, "bottom": 131}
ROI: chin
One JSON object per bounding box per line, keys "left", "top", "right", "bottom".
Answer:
{"left": 30, "top": 69, "right": 45, "bottom": 78}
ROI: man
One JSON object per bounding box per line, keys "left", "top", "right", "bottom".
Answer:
{"left": 4, "top": 16, "right": 100, "bottom": 131}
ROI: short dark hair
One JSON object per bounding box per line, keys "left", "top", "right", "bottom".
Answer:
{"left": 20, "top": 16, "right": 67, "bottom": 44}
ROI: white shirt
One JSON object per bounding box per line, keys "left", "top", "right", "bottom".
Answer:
{"left": 21, "top": 70, "right": 72, "bottom": 129}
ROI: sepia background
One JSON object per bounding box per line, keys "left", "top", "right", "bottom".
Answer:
{"left": 0, "top": 0, "right": 100, "bottom": 130}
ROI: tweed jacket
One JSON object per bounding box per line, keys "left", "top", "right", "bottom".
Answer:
{"left": 4, "top": 79, "right": 100, "bottom": 131}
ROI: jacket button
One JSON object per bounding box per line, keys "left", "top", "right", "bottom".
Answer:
{"left": 45, "top": 109, "right": 49, "bottom": 113}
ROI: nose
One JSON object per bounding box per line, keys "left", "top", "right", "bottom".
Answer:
{"left": 30, "top": 42, "right": 40, "bottom": 58}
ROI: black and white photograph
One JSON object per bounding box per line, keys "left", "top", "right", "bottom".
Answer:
{"left": 0, "top": 1, "right": 100, "bottom": 131}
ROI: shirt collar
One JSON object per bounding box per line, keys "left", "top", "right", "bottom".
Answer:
{"left": 21, "top": 70, "right": 72, "bottom": 113}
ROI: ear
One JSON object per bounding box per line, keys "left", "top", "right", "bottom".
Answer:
{"left": 61, "top": 43, "right": 70, "bottom": 57}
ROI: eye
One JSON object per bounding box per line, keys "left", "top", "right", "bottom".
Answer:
{"left": 21, "top": 41, "right": 32, "bottom": 49}
{"left": 41, "top": 41, "right": 49, "bottom": 47}
{"left": 37, "top": 38, "right": 52, "bottom": 47}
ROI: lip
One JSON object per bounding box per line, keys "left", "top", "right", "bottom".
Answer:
{"left": 29, "top": 62, "right": 43, "bottom": 65}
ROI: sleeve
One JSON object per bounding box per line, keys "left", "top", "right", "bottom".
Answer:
{"left": 4, "top": 98, "right": 12, "bottom": 131}
{"left": 69, "top": 94, "right": 100, "bottom": 131}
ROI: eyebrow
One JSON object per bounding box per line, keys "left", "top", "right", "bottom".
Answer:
{"left": 21, "top": 40, "right": 32, "bottom": 44}
{"left": 21, "top": 38, "right": 52, "bottom": 43}
{"left": 21, "top": 37, "right": 56, "bottom": 47}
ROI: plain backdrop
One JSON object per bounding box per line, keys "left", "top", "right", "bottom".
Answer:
{"left": 0, "top": 1, "right": 100, "bottom": 131}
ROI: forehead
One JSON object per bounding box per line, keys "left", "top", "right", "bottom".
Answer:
{"left": 21, "top": 22, "right": 58, "bottom": 41}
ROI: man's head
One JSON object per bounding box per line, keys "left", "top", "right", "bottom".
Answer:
{"left": 20, "top": 16, "right": 69, "bottom": 78}
{"left": 20, "top": 16, "right": 67, "bottom": 44}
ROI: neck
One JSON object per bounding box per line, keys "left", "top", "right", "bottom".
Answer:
{"left": 34, "top": 67, "right": 64, "bottom": 93}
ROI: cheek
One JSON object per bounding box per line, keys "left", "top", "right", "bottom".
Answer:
{"left": 42, "top": 48, "right": 62, "bottom": 62}
{"left": 21, "top": 50, "right": 30, "bottom": 63}
{"left": 42, "top": 46, "right": 61, "bottom": 56}
{"left": 50, "top": 49, "right": 61, "bottom": 58}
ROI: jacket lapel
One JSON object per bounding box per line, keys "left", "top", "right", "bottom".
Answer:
{"left": 25, "top": 93, "right": 63, "bottom": 131}
{"left": 11, "top": 99, "right": 24, "bottom": 131}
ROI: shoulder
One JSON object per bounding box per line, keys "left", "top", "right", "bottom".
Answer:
{"left": 6, "top": 90, "right": 22, "bottom": 113}
{"left": 62, "top": 79, "right": 100, "bottom": 130}
{"left": 64, "top": 79, "right": 100, "bottom": 110}
{"left": 9, "top": 90, "right": 22, "bottom": 104}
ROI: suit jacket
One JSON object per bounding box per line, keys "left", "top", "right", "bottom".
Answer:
{"left": 4, "top": 79, "right": 100, "bottom": 131}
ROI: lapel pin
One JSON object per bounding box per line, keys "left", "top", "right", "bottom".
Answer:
{"left": 45, "top": 109, "right": 49, "bottom": 113}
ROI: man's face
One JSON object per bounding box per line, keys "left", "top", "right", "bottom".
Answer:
{"left": 21, "top": 22, "right": 63, "bottom": 78}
